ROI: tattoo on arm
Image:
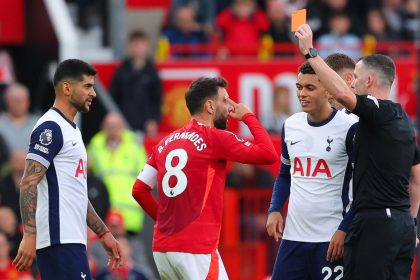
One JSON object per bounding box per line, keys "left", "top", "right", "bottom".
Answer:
{"left": 87, "top": 200, "right": 107, "bottom": 235}
{"left": 20, "top": 160, "right": 47, "bottom": 235}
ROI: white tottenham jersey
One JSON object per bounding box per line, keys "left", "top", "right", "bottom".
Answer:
{"left": 282, "top": 110, "right": 357, "bottom": 242}
{"left": 27, "top": 108, "right": 88, "bottom": 249}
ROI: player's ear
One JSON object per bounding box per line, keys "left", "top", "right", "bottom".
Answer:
{"left": 205, "top": 100, "right": 215, "bottom": 115}
{"left": 60, "top": 81, "right": 72, "bottom": 97}
{"left": 366, "top": 73, "right": 375, "bottom": 89}
{"left": 344, "top": 72, "right": 355, "bottom": 88}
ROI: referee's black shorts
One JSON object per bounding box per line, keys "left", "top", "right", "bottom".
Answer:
{"left": 344, "top": 208, "right": 416, "bottom": 280}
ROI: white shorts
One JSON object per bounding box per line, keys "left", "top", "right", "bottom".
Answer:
{"left": 153, "top": 250, "right": 229, "bottom": 280}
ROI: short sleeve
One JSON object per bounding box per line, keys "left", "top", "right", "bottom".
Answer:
{"left": 27, "top": 121, "right": 63, "bottom": 169}
{"left": 352, "top": 95, "right": 391, "bottom": 125}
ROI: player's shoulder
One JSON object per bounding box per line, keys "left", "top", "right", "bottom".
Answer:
{"left": 284, "top": 112, "right": 307, "bottom": 127}
{"left": 335, "top": 109, "right": 358, "bottom": 125}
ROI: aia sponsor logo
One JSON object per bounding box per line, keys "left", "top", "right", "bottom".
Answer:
{"left": 293, "top": 157, "right": 331, "bottom": 177}
{"left": 75, "top": 159, "right": 87, "bottom": 179}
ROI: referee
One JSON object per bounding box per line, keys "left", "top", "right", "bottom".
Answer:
{"left": 295, "top": 24, "right": 420, "bottom": 280}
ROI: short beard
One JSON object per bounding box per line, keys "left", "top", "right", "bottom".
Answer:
{"left": 70, "top": 99, "right": 89, "bottom": 113}
{"left": 214, "top": 116, "right": 227, "bottom": 130}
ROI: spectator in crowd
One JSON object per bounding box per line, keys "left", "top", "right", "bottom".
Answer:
{"left": 365, "top": 9, "right": 400, "bottom": 41}
{"left": 110, "top": 30, "right": 163, "bottom": 137}
{"left": 317, "top": 12, "right": 362, "bottom": 58}
{"left": 170, "top": 0, "right": 217, "bottom": 34}
{"left": 0, "top": 83, "right": 38, "bottom": 153}
{"left": 0, "top": 207, "right": 22, "bottom": 259}
{"left": 266, "top": 0, "right": 294, "bottom": 56}
{"left": 0, "top": 232, "right": 33, "bottom": 280}
{"left": 90, "top": 210, "right": 153, "bottom": 280}
{"left": 262, "top": 84, "right": 292, "bottom": 135}
{"left": 307, "top": 0, "right": 363, "bottom": 39}
{"left": 381, "top": 0, "right": 406, "bottom": 37}
{"left": 226, "top": 162, "right": 274, "bottom": 189}
{"left": 0, "top": 50, "right": 15, "bottom": 111}
{"left": 216, "top": 0, "right": 270, "bottom": 57}
{"left": 88, "top": 112, "right": 147, "bottom": 235}
{"left": 362, "top": 9, "right": 401, "bottom": 56}
{"left": 401, "top": 0, "right": 418, "bottom": 41}
{"left": 163, "top": 5, "right": 209, "bottom": 58}
{"left": 0, "top": 150, "right": 26, "bottom": 223}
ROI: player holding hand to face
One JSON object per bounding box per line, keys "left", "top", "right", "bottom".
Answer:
{"left": 132, "top": 77, "right": 278, "bottom": 280}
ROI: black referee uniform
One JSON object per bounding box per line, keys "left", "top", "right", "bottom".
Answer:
{"left": 344, "top": 94, "right": 420, "bottom": 280}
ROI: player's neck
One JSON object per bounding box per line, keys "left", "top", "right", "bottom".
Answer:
{"left": 308, "top": 106, "right": 333, "bottom": 123}
{"left": 53, "top": 100, "right": 77, "bottom": 121}
{"left": 192, "top": 115, "right": 214, "bottom": 128}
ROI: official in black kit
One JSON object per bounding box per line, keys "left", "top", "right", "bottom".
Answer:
{"left": 295, "top": 23, "right": 420, "bottom": 280}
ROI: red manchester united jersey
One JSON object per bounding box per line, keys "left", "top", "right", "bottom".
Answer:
{"left": 137, "top": 113, "right": 277, "bottom": 253}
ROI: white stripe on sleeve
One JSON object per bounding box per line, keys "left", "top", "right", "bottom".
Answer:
{"left": 137, "top": 164, "right": 158, "bottom": 189}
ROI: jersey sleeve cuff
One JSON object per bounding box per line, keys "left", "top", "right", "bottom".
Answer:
{"left": 27, "top": 153, "right": 50, "bottom": 169}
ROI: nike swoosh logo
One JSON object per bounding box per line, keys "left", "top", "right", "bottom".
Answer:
{"left": 72, "top": 141, "right": 77, "bottom": 146}
{"left": 290, "top": 140, "right": 302, "bottom": 145}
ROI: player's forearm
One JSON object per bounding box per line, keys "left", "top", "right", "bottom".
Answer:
{"left": 132, "top": 179, "right": 158, "bottom": 220}
{"left": 242, "top": 113, "right": 278, "bottom": 164}
{"left": 87, "top": 201, "right": 108, "bottom": 235}
{"left": 19, "top": 160, "right": 46, "bottom": 235}
{"left": 268, "top": 163, "right": 291, "bottom": 213}
{"left": 20, "top": 184, "right": 38, "bottom": 236}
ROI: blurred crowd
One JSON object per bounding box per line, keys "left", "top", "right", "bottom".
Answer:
{"left": 157, "top": 0, "right": 418, "bottom": 59}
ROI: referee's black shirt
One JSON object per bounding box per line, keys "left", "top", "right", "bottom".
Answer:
{"left": 352, "top": 94, "right": 420, "bottom": 211}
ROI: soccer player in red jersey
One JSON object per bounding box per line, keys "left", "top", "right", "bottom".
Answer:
{"left": 132, "top": 76, "right": 278, "bottom": 279}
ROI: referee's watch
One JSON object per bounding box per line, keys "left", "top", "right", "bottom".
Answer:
{"left": 304, "top": 48, "right": 318, "bottom": 59}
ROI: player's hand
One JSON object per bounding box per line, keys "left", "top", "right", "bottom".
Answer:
{"left": 326, "top": 230, "right": 346, "bottom": 262}
{"left": 227, "top": 98, "right": 252, "bottom": 121}
{"left": 294, "top": 24, "right": 314, "bottom": 56}
{"left": 266, "top": 211, "right": 284, "bottom": 242}
{"left": 100, "top": 232, "right": 124, "bottom": 270}
{"left": 13, "top": 234, "right": 36, "bottom": 271}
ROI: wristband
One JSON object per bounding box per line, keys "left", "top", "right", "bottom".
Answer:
{"left": 98, "top": 230, "right": 110, "bottom": 239}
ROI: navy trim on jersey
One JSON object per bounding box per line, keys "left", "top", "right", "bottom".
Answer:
{"left": 27, "top": 121, "right": 64, "bottom": 168}
{"left": 46, "top": 162, "right": 60, "bottom": 245}
{"left": 281, "top": 124, "right": 290, "bottom": 161}
{"left": 345, "top": 123, "right": 358, "bottom": 160}
{"left": 338, "top": 123, "right": 358, "bottom": 232}
{"left": 269, "top": 163, "right": 291, "bottom": 213}
{"left": 307, "top": 108, "right": 337, "bottom": 127}
{"left": 51, "top": 107, "right": 76, "bottom": 129}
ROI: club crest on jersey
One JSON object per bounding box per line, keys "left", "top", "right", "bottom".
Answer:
{"left": 326, "top": 136, "right": 333, "bottom": 152}
{"left": 39, "top": 129, "right": 53, "bottom": 146}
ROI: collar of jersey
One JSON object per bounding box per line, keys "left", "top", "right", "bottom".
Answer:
{"left": 51, "top": 107, "right": 77, "bottom": 129}
{"left": 307, "top": 108, "right": 337, "bottom": 127}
